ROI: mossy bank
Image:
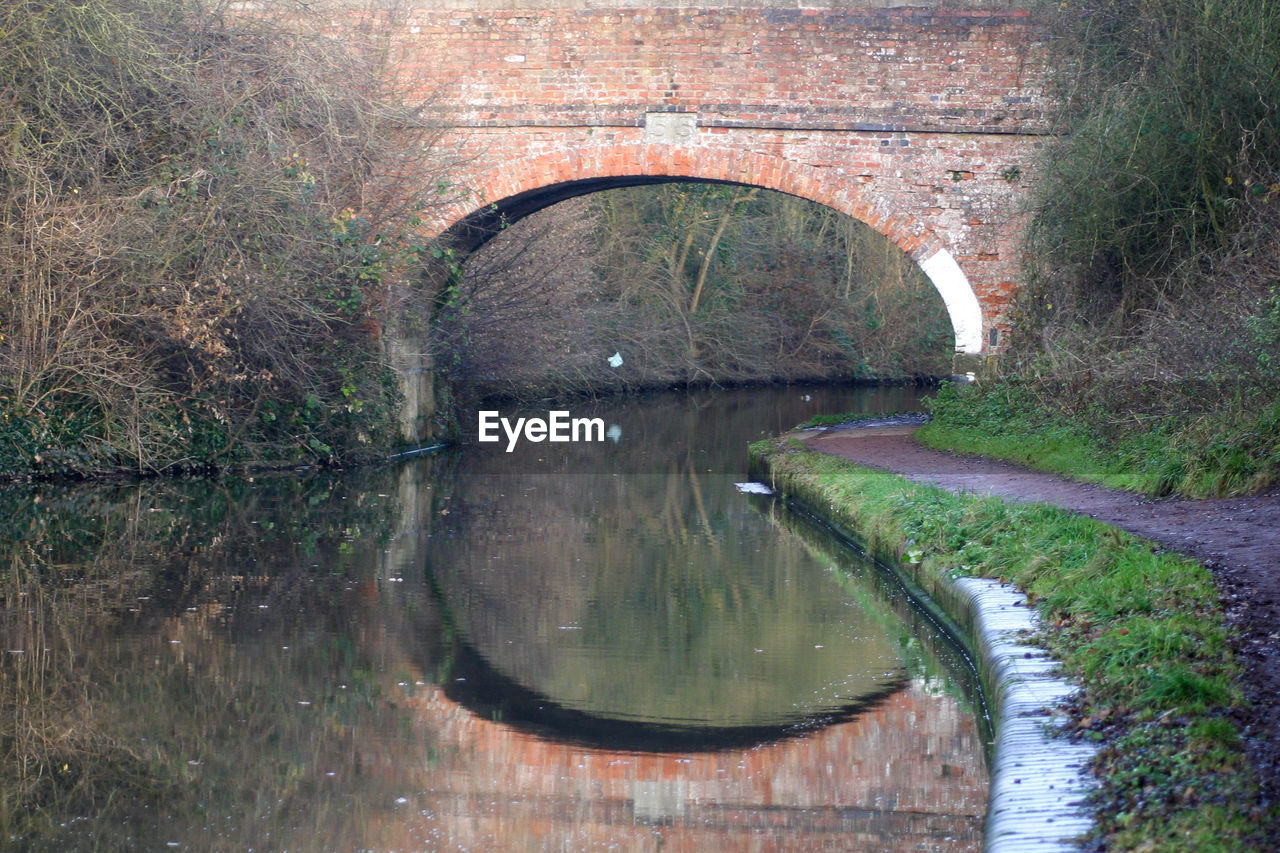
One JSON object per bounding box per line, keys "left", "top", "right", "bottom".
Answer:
{"left": 749, "top": 435, "right": 1273, "bottom": 852}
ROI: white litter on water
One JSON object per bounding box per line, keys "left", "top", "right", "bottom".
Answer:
{"left": 733, "top": 482, "right": 774, "bottom": 495}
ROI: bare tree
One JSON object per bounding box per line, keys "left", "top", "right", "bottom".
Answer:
{"left": 438, "top": 183, "right": 952, "bottom": 400}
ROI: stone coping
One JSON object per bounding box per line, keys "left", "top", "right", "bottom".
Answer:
{"left": 951, "top": 577, "right": 1096, "bottom": 852}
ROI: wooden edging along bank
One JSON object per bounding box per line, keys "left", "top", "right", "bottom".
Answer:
{"left": 749, "top": 444, "right": 1096, "bottom": 853}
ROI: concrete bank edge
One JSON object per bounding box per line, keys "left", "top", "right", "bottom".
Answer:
{"left": 751, "top": 450, "right": 1097, "bottom": 852}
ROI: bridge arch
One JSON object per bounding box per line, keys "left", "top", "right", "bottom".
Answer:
{"left": 429, "top": 143, "right": 986, "bottom": 356}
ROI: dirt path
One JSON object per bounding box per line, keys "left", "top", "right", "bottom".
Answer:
{"left": 802, "top": 423, "right": 1280, "bottom": 808}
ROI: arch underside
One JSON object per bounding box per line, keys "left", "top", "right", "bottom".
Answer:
{"left": 433, "top": 146, "right": 987, "bottom": 355}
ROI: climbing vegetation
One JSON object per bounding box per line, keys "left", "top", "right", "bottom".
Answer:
{"left": 1028, "top": 0, "right": 1280, "bottom": 310}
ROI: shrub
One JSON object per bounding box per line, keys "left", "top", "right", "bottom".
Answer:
{"left": 0, "top": 0, "right": 449, "bottom": 476}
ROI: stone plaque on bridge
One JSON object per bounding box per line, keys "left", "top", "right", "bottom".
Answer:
{"left": 644, "top": 112, "right": 697, "bottom": 145}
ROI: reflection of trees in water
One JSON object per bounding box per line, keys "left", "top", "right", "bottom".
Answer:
{"left": 0, "top": 387, "right": 982, "bottom": 849}
{"left": 425, "top": 457, "right": 909, "bottom": 733}
{"left": 748, "top": 495, "right": 992, "bottom": 741}
{"left": 0, "top": 471, "right": 413, "bottom": 850}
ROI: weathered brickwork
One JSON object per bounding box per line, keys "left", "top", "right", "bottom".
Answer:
{"left": 430, "top": 129, "right": 1043, "bottom": 347}
{"left": 318, "top": 1, "right": 1052, "bottom": 353}
{"left": 389, "top": 6, "right": 1050, "bottom": 135}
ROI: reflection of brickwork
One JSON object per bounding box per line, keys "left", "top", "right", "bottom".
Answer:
{"left": 357, "top": 677, "right": 986, "bottom": 851}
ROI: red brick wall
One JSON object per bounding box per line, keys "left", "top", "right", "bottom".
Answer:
{"left": 332, "top": 2, "right": 1052, "bottom": 350}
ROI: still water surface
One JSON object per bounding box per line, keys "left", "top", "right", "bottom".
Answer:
{"left": 2, "top": 385, "right": 988, "bottom": 852}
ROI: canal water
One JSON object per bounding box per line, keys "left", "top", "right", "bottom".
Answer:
{"left": 1, "top": 384, "right": 989, "bottom": 852}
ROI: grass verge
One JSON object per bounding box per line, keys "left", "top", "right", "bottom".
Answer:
{"left": 749, "top": 436, "right": 1272, "bottom": 852}
{"left": 916, "top": 381, "right": 1280, "bottom": 498}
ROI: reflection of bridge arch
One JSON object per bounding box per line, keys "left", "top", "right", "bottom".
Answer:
{"left": 422, "top": 597, "right": 910, "bottom": 753}
{"left": 358, "top": 457, "right": 990, "bottom": 849}
{"left": 357, "top": 582, "right": 988, "bottom": 849}
{"left": 432, "top": 144, "right": 988, "bottom": 355}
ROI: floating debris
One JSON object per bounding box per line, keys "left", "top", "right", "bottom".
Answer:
{"left": 734, "top": 482, "right": 774, "bottom": 495}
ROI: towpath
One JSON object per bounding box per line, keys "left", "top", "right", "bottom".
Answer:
{"left": 802, "top": 423, "right": 1280, "bottom": 815}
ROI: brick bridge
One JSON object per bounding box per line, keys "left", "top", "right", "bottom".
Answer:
{"left": 328, "top": 0, "right": 1053, "bottom": 438}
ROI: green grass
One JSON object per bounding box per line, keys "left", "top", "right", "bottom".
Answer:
{"left": 914, "top": 381, "right": 1156, "bottom": 493}
{"left": 749, "top": 438, "right": 1272, "bottom": 852}
{"left": 917, "top": 381, "right": 1280, "bottom": 498}
{"left": 918, "top": 416, "right": 1151, "bottom": 493}
{"left": 795, "top": 411, "right": 886, "bottom": 429}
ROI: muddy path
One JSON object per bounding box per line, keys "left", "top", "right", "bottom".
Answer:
{"left": 802, "top": 423, "right": 1280, "bottom": 811}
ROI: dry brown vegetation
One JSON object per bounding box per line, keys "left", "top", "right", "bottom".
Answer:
{"left": 940, "top": 0, "right": 1280, "bottom": 498}
{"left": 435, "top": 184, "right": 955, "bottom": 402}
{"left": 0, "top": 0, "right": 454, "bottom": 477}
